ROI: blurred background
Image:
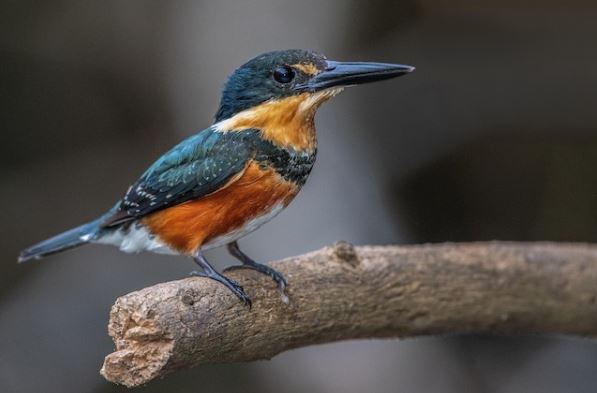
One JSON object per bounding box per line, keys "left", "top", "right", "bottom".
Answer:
{"left": 2, "top": 1, "right": 597, "bottom": 392}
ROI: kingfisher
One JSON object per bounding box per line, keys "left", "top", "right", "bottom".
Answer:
{"left": 18, "top": 49, "right": 414, "bottom": 306}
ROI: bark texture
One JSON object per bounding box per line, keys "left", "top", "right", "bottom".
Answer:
{"left": 100, "top": 241, "right": 597, "bottom": 387}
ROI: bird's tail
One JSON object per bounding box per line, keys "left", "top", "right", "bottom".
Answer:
{"left": 18, "top": 219, "right": 103, "bottom": 263}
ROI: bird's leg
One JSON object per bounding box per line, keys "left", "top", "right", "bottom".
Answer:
{"left": 190, "top": 249, "right": 251, "bottom": 307}
{"left": 224, "top": 241, "right": 288, "bottom": 298}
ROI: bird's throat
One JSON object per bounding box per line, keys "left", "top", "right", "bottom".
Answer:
{"left": 214, "top": 88, "right": 343, "bottom": 151}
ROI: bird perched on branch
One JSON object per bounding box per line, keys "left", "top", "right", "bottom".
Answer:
{"left": 19, "top": 49, "right": 414, "bottom": 306}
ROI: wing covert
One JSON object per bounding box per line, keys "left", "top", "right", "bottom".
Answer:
{"left": 102, "top": 128, "right": 256, "bottom": 227}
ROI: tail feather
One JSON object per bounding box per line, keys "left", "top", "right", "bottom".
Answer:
{"left": 18, "top": 219, "right": 102, "bottom": 263}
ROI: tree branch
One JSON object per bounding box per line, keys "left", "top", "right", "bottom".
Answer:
{"left": 100, "top": 241, "right": 597, "bottom": 387}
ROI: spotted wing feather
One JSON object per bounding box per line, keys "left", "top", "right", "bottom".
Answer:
{"left": 102, "top": 128, "right": 256, "bottom": 227}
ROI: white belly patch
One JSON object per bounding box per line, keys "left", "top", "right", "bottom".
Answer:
{"left": 93, "top": 222, "right": 177, "bottom": 255}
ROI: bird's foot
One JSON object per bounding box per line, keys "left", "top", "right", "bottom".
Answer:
{"left": 189, "top": 270, "right": 252, "bottom": 308}
{"left": 225, "top": 241, "right": 290, "bottom": 304}
{"left": 224, "top": 263, "right": 289, "bottom": 304}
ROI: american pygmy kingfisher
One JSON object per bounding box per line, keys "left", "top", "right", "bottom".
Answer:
{"left": 19, "top": 49, "right": 414, "bottom": 306}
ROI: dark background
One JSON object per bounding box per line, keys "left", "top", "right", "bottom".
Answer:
{"left": 2, "top": 1, "right": 597, "bottom": 392}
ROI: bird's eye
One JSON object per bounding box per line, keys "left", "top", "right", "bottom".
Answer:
{"left": 273, "top": 66, "right": 295, "bottom": 84}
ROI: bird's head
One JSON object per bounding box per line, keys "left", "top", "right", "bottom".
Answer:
{"left": 214, "top": 49, "right": 414, "bottom": 149}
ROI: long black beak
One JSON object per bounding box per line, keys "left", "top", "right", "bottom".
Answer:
{"left": 297, "top": 60, "right": 414, "bottom": 92}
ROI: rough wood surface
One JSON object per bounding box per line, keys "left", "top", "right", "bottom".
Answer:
{"left": 100, "top": 241, "right": 597, "bottom": 387}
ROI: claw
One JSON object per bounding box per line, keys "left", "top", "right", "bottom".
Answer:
{"left": 192, "top": 252, "right": 252, "bottom": 307}
{"left": 224, "top": 264, "right": 288, "bottom": 292}
{"left": 190, "top": 270, "right": 251, "bottom": 307}
{"left": 226, "top": 241, "right": 290, "bottom": 303}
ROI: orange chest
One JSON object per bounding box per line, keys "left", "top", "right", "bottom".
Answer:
{"left": 214, "top": 92, "right": 341, "bottom": 151}
{"left": 142, "top": 162, "right": 300, "bottom": 254}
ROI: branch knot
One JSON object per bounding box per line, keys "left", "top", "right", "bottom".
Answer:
{"left": 332, "top": 240, "right": 358, "bottom": 266}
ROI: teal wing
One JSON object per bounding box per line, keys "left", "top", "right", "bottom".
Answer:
{"left": 102, "top": 127, "right": 257, "bottom": 227}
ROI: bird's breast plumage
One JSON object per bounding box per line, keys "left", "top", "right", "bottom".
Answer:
{"left": 142, "top": 159, "right": 305, "bottom": 254}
